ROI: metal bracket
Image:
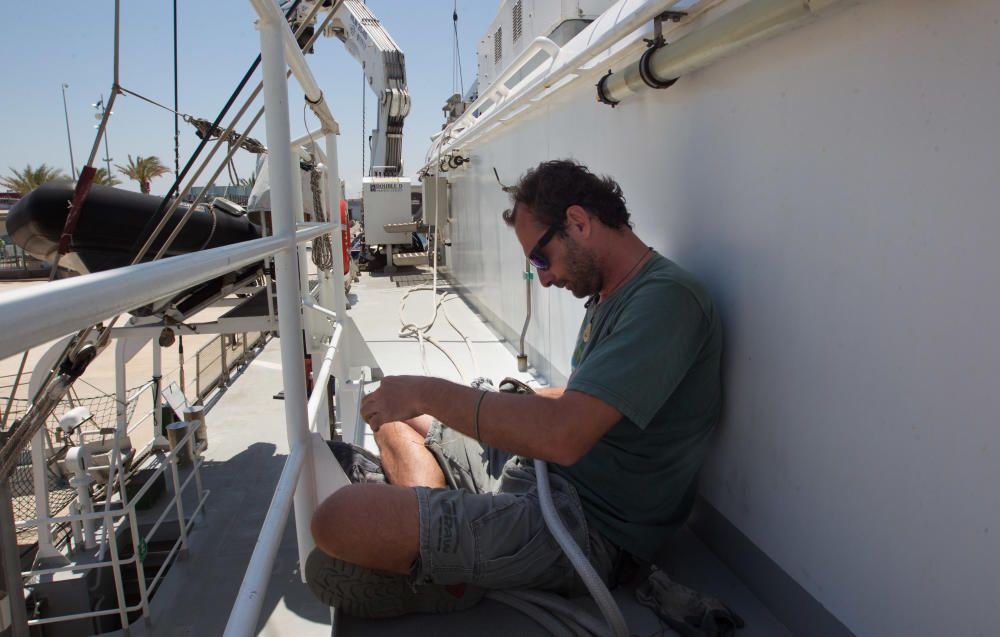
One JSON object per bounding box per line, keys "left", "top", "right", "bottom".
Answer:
{"left": 493, "top": 167, "right": 515, "bottom": 193}
{"left": 644, "top": 11, "right": 687, "bottom": 47}
{"left": 596, "top": 69, "right": 621, "bottom": 108}
{"left": 638, "top": 11, "right": 685, "bottom": 91}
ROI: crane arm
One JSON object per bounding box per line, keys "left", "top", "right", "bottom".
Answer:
{"left": 282, "top": 0, "right": 410, "bottom": 176}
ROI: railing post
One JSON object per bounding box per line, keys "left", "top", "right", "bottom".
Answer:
{"left": 0, "top": 480, "right": 30, "bottom": 637}
{"left": 256, "top": 1, "right": 318, "bottom": 574}
{"left": 126, "top": 507, "right": 151, "bottom": 621}
{"left": 292, "top": 153, "right": 319, "bottom": 355}
{"left": 29, "top": 430, "right": 60, "bottom": 563}
{"left": 112, "top": 335, "right": 130, "bottom": 508}
{"left": 195, "top": 348, "right": 202, "bottom": 404}
{"left": 323, "top": 131, "right": 347, "bottom": 323}
{"left": 168, "top": 452, "right": 189, "bottom": 553}
{"left": 152, "top": 338, "right": 168, "bottom": 450}
{"left": 323, "top": 130, "right": 351, "bottom": 428}
{"left": 220, "top": 335, "right": 229, "bottom": 387}
{"left": 105, "top": 511, "right": 129, "bottom": 630}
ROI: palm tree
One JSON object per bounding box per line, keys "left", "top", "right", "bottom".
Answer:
{"left": 94, "top": 167, "right": 121, "bottom": 187}
{"left": 1, "top": 164, "right": 67, "bottom": 194}
{"left": 116, "top": 155, "right": 171, "bottom": 194}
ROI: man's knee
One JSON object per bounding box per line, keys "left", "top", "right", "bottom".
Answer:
{"left": 310, "top": 484, "right": 363, "bottom": 557}
{"left": 372, "top": 419, "right": 425, "bottom": 448}
{"left": 310, "top": 483, "right": 422, "bottom": 574}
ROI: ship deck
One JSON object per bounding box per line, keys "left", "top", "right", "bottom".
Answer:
{"left": 108, "top": 267, "right": 789, "bottom": 637}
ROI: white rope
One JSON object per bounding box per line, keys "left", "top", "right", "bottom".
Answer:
{"left": 396, "top": 132, "right": 480, "bottom": 382}
{"left": 398, "top": 286, "right": 476, "bottom": 381}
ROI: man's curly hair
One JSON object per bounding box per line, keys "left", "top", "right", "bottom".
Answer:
{"left": 502, "top": 160, "right": 631, "bottom": 230}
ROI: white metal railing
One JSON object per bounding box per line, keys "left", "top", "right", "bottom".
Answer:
{"left": 16, "top": 421, "right": 209, "bottom": 630}
{"left": 0, "top": 227, "right": 330, "bottom": 362}
{"left": 223, "top": 304, "right": 359, "bottom": 637}
{"left": 21, "top": 322, "right": 273, "bottom": 632}
{"left": 0, "top": 1, "right": 352, "bottom": 634}
{"left": 427, "top": 0, "right": 689, "bottom": 164}
{"left": 0, "top": 221, "right": 339, "bottom": 634}
{"left": 223, "top": 2, "right": 352, "bottom": 636}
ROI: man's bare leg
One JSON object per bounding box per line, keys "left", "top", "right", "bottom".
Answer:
{"left": 311, "top": 484, "right": 420, "bottom": 574}
{"left": 310, "top": 415, "right": 444, "bottom": 573}
{"left": 373, "top": 416, "right": 445, "bottom": 488}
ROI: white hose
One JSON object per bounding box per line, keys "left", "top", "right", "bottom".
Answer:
{"left": 535, "top": 459, "right": 630, "bottom": 637}
{"left": 419, "top": 136, "right": 624, "bottom": 634}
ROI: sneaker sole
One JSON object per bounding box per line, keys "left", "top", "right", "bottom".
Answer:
{"left": 305, "top": 550, "right": 483, "bottom": 618}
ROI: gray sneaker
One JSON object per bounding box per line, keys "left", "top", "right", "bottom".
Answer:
{"left": 305, "top": 549, "right": 485, "bottom": 618}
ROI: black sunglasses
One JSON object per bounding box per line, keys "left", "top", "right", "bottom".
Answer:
{"left": 528, "top": 224, "right": 563, "bottom": 271}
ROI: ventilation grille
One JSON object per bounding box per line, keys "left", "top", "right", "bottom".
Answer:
{"left": 494, "top": 26, "right": 503, "bottom": 63}
{"left": 513, "top": 0, "right": 523, "bottom": 42}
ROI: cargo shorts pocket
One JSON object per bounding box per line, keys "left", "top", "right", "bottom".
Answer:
{"left": 470, "top": 493, "right": 579, "bottom": 591}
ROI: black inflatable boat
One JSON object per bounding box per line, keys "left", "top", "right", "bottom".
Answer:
{"left": 7, "top": 181, "right": 262, "bottom": 273}
{"left": 7, "top": 182, "right": 265, "bottom": 315}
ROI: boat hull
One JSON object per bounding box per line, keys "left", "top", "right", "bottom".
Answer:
{"left": 6, "top": 181, "right": 262, "bottom": 273}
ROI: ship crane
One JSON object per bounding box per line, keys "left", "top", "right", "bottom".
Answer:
{"left": 282, "top": 0, "right": 411, "bottom": 177}
{"left": 282, "top": 0, "right": 423, "bottom": 271}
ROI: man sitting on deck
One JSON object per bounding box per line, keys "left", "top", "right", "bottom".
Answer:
{"left": 306, "top": 159, "right": 723, "bottom": 618}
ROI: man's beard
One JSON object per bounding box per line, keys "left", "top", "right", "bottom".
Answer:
{"left": 563, "top": 235, "right": 602, "bottom": 299}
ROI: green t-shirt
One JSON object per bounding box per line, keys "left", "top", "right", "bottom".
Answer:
{"left": 554, "top": 253, "right": 722, "bottom": 562}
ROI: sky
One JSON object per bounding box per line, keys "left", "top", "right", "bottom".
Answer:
{"left": 0, "top": 1, "right": 498, "bottom": 198}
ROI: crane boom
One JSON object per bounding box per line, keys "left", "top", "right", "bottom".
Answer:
{"left": 282, "top": 0, "right": 410, "bottom": 177}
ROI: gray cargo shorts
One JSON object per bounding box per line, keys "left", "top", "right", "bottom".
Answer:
{"left": 413, "top": 420, "right": 622, "bottom": 595}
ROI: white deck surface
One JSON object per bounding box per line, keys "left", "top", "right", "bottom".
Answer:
{"left": 108, "top": 267, "right": 789, "bottom": 636}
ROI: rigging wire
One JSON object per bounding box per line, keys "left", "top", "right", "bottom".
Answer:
{"left": 173, "top": 0, "right": 180, "bottom": 177}
{"left": 131, "top": 0, "right": 331, "bottom": 266}
{"left": 0, "top": 0, "right": 318, "bottom": 482}
{"left": 452, "top": 0, "right": 465, "bottom": 96}
{"left": 129, "top": 0, "right": 307, "bottom": 263}
{"left": 117, "top": 85, "right": 193, "bottom": 120}
{"left": 361, "top": 62, "right": 366, "bottom": 178}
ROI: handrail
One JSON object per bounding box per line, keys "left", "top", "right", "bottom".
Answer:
{"left": 307, "top": 322, "right": 344, "bottom": 428}
{"left": 248, "top": 0, "right": 339, "bottom": 134}
{"left": 17, "top": 419, "right": 210, "bottom": 629}
{"left": 0, "top": 224, "right": 333, "bottom": 361}
{"left": 430, "top": 0, "right": 686, "bottom": 161}
{"left": 440, "top": 36, "right": 560, "bottom": 141}
{"left": 223, "top": 442, "right": 307, "bottom": 637}
{"left": 0, "top": 6, "right": 352, "bottom": 637}
{"left": 2, "top": 1, "right": 351, "bottom": 633}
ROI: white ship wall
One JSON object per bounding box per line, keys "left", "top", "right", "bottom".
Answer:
{"left": 443, "top": 0, "right": 1000, "bottom": 634}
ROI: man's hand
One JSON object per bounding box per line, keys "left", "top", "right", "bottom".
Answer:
{"left": 360, "top": 375, "right": 426, "bottom": 431}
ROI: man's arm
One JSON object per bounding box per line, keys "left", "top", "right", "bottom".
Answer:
{"left": 361, "top": 376, "right": 619, "bottom": 466}
{"left": 533, "top": 386, "right": 565, "bottom": 399}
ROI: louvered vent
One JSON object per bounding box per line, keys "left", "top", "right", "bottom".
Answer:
{"left": 513, "top": 0, "right": 523, "bottom": 42}
{"left": 494, "top": 26, "right": 503, "bottom": 63}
